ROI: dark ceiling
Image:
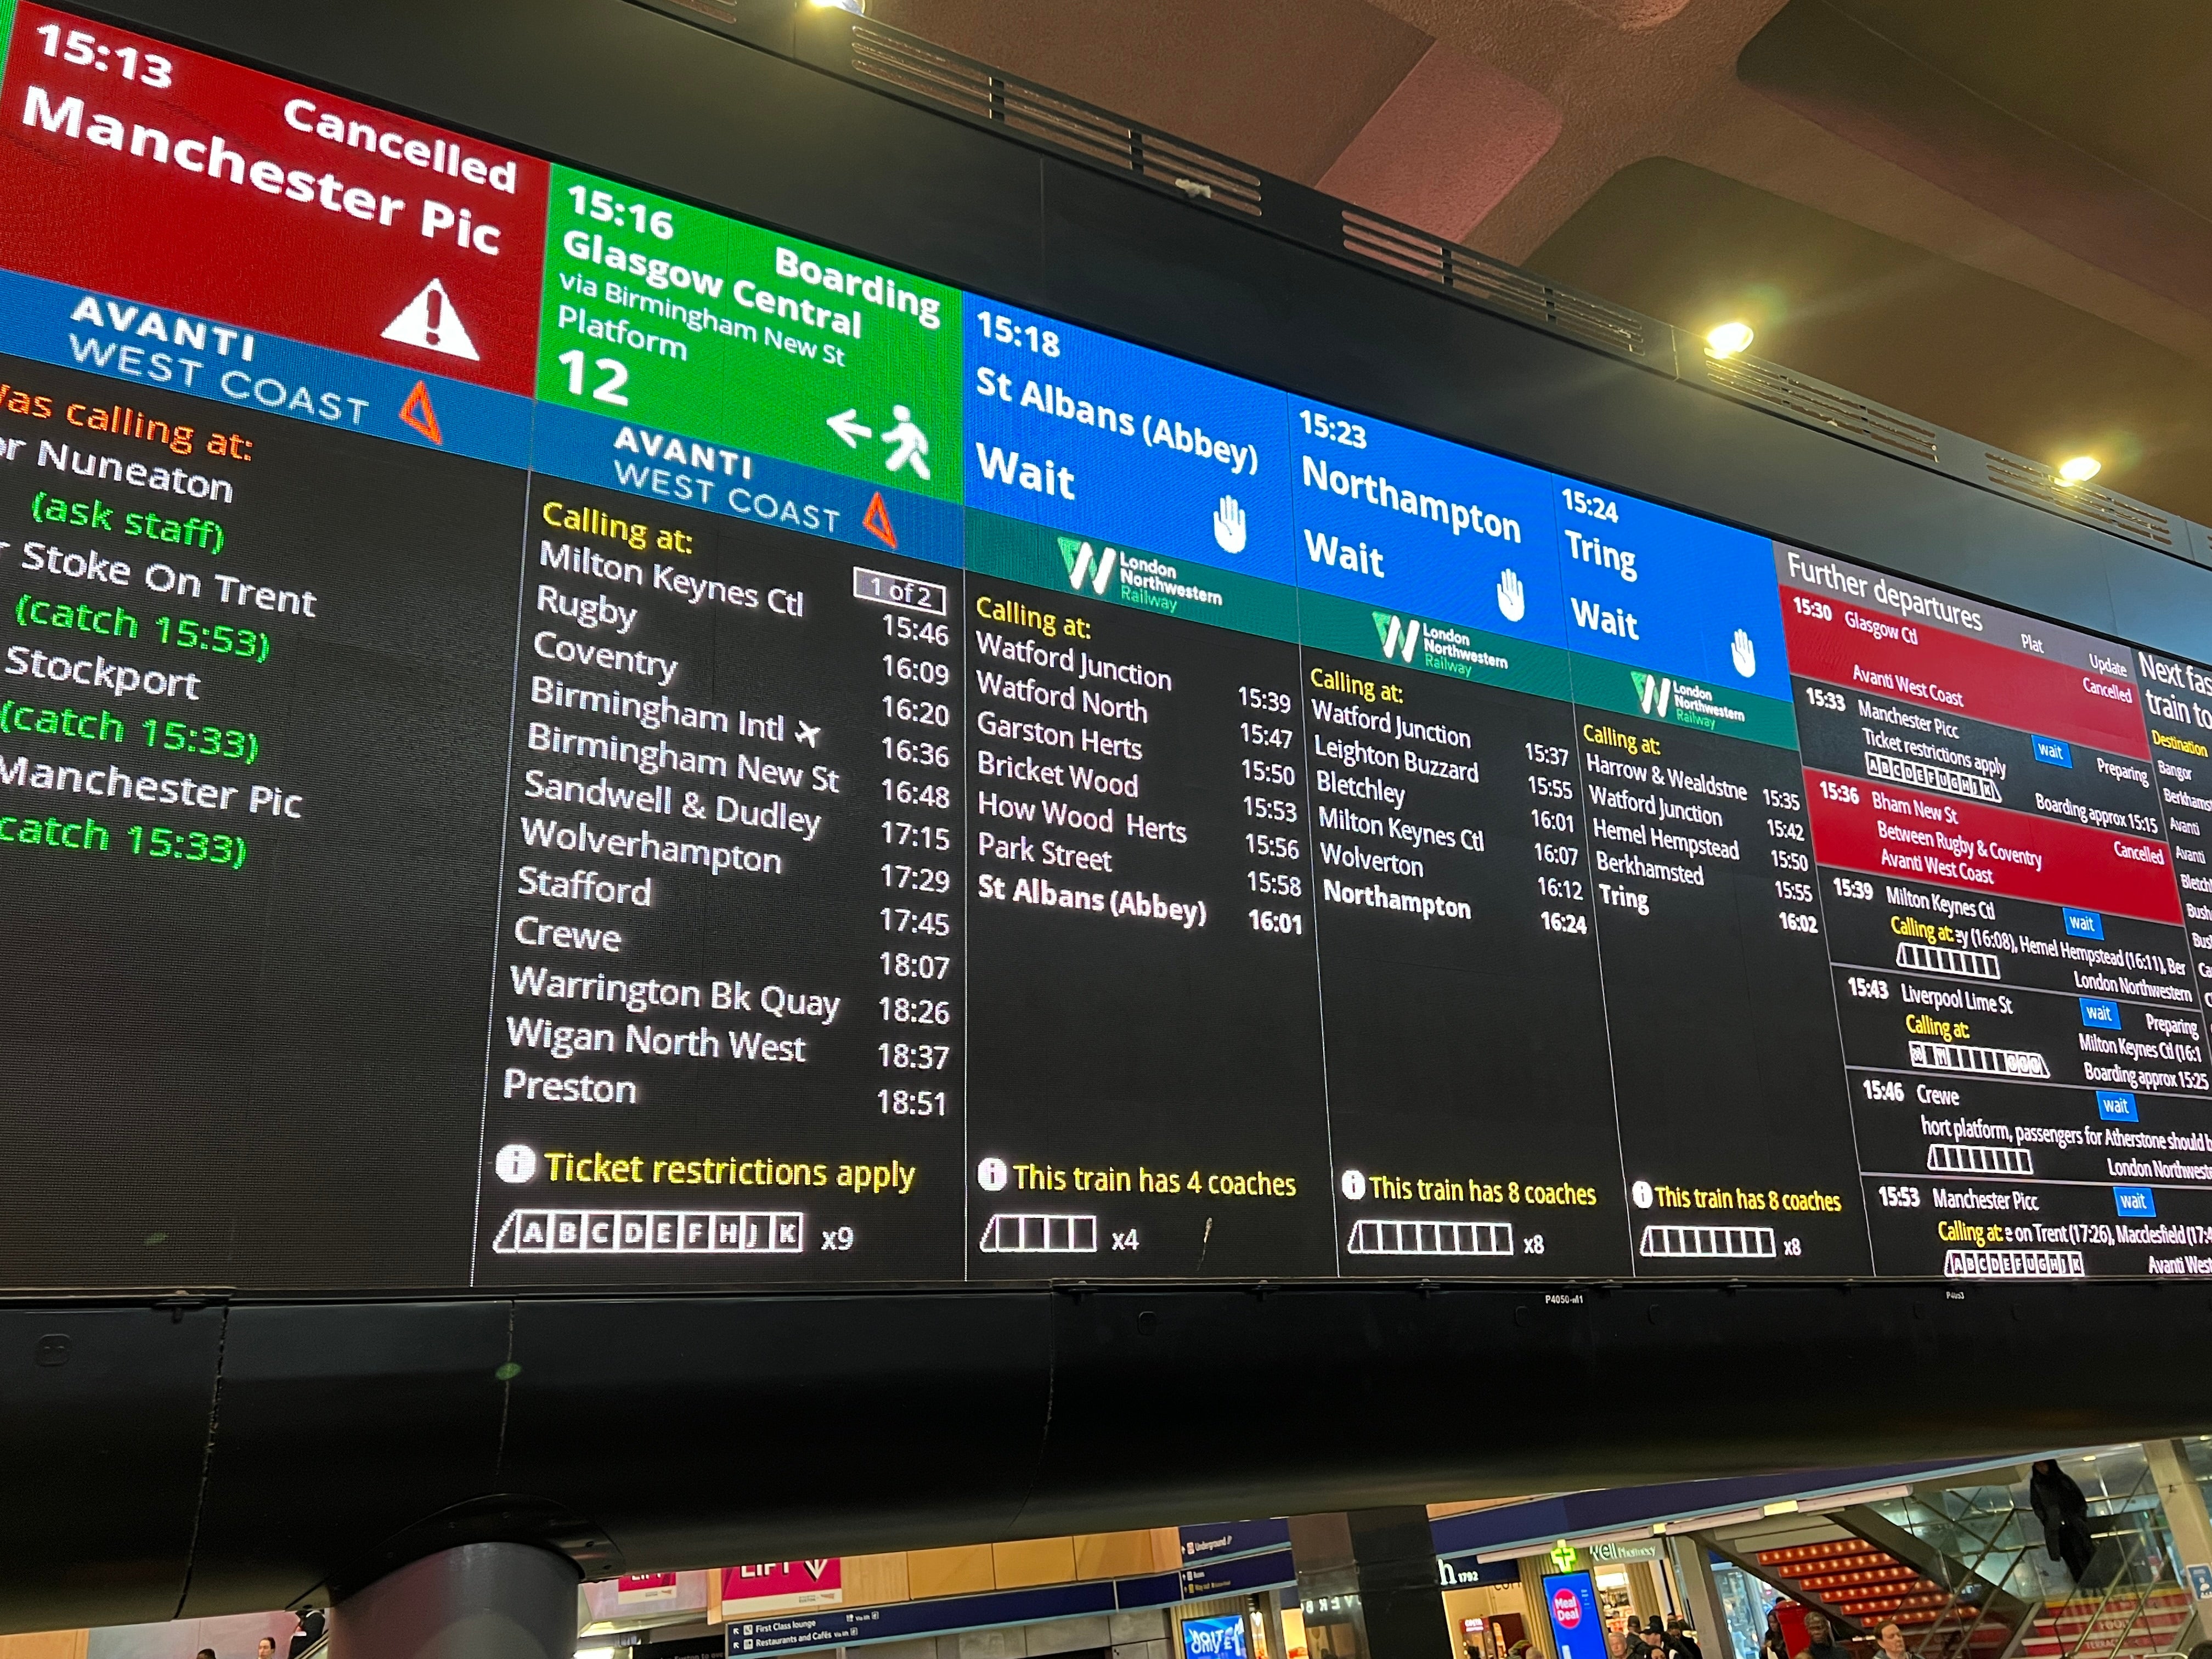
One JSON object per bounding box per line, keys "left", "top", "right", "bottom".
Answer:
{"left": 877, "top": 0, "right": 2212, "bottom": 526}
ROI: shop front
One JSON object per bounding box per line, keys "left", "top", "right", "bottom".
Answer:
{"left": 1440, "top": 1540, "right": 1678, "bottom": 1659}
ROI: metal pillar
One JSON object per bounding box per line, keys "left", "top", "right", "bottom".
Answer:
{"left": 1669, "top": 1534, "right": 1733, "bottom": 1659}
{"left": 2147, "top": 1438, "right": 2212, "bottom": 1646}
{"left": 329, "top": 1541, "right": 580, "bottom": 1659}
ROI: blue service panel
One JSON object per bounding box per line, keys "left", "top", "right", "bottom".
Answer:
{"left": 1554, "top": 482, "right": 1791, "bottom": 698}
{"left": 1286, "top": 397, "right": 1566, "bottom": 644}
{"left": 963, "top": 296, "right": 1294, "bottom": 584}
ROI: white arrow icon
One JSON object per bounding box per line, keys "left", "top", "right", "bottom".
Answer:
{"left": 826, "top": 409, "right": 873, "bottom": 448}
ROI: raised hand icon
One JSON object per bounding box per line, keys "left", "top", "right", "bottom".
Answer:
{"left": 1731, "top": 628, "right": 1758, "bottom": 678}
{"left": 1213, "top": 494, "right": 1246, "bottom": 554}
{"left": 1496, "top": 567, "right": 1526, "bottom": 622}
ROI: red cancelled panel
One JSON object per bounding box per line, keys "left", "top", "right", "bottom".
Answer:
{"left": 0, "top": 6, "right": 546, "bottom": 394}
{"left": 1806, "top": 770, "right": 2182, "bottom": 924}
{"left": 1781, "top": 588, "right": 2149, "bottom": 759}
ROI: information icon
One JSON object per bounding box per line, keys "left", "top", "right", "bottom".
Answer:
{"left": 1631, "top": 1180, "right": 1654, "bottom": 1209}
{"left": 495, "top": 1144, "right": 537, "bottom": 1185}
{"left": 1340, "top": 1169, "right": 1366, "bottom": 1201}
{"left": 977, "top": 1156, "right": 1008, "bottom": 1193}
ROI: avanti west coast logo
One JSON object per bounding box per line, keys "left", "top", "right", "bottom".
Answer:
{"left": 1057, "top": 535, "right": 1117, "bottom": 595}
{"left": 1055, "top": 535, "right": 1224, "bottom": 617}
{"left": 1370, "top": 611, "right": 1507, "bottom": 681}
{"left": 1630, "top": 669, "right": 1745, "bottom": 733}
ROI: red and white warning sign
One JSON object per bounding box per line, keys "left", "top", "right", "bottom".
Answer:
{"left": 0, "top": 4, "right": 547, "bottom": 394}
{"left": 382, "top": 280, "right": 479, "bottom": 360}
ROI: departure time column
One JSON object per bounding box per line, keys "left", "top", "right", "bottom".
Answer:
{"left": 867, "top": 566, "right": 962, "bottom": 1152}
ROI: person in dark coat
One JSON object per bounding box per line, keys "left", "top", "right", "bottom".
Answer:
{"left": 1795, "top": 1611, "right": 1852, "bottom": 1659}
{"left": 1666, "top": 1616, "right": 1705, "bottom": 1659}
{"left": 2030, "top": 1459, "right": 2098, "bottom": 1582}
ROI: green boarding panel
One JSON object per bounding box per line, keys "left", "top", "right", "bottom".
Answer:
{"left": 1295, "top": 586, "right": 1573, "bottom": 703}
{"left": 963, "top": 509, "right": 1300, "bottom": 644}
{"left": 1568, "top": 653, "right": 1800, "bottom": 749}
{"left": 540, "top": 165, "right": 963, "bottom": 502}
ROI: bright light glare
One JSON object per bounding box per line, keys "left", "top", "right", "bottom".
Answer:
{"left": 2057, "top": 455, "right": 2101, "bottom": 484}
{"left": 1706, "top": 321, "right": 1754, "bottom": 357}
{"left": 809, "top": 0, "right": 865, "bottom": 10}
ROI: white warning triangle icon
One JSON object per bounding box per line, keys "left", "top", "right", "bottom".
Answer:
{"left": 381, "top": 279, "right": 479, "bottom": 362}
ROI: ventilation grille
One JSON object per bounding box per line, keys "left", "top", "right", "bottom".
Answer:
{"left": 1702, "top": 352, "right": 1940, "bottom": 465}
{"left": 1984, "top": 453, "right": 2175, "bottom": 549}
{"left": 1341, "top": 208, "right": 1661, "bottom": 364}
{"left": 849, "top": 24, "right": 1262, "bottom": 216}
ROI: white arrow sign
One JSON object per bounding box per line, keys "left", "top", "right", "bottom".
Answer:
{"left": 826, "top": 408, "right": 873, "bottom": 448}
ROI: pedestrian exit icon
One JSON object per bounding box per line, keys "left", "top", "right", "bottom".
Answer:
{"left": 382, "top": 279, "right": 480, "bottom": 361}
{"left": 826, "top": 404, "right": 932, "bottom": 481}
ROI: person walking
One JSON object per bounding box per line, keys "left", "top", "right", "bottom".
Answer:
{"left": 1795, "top": 1611, "right": 1852, "bottom": 1659}
{"left": 1665, "top": 1615, "right": 1705, "bottom": 1659}
{"left": 2030, "top": 1460, "right": 2098, "bottom": 1584}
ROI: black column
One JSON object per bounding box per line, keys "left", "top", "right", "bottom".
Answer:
{"left": 1350, "top": 1508, "right": 1455, "bottom": 1659}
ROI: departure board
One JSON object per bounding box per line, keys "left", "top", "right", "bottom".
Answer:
{"left": 5, "top": 3, "right": 2212, "bottom": 1291}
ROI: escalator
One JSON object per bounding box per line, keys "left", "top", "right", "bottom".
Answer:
{"left": 1709, "top": 1460, "right": 2193, "bottom": 1659}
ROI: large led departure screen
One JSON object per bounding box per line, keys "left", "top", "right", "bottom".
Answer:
{"left": 8, "top": 5, "right": 2212, "bottom": 1291}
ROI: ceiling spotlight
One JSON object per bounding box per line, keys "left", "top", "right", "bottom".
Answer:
{"left": 809, "top": 0, "right": 865, "bottom": 11}
{"left": 2057, "top": 455, "right": 2101, "bottom": 484}
{"left": 1706, "top": 321, "right": 1754, "bottom": 358}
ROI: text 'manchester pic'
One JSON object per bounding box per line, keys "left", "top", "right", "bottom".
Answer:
{"left": 1, "top": 4, "right": 548, "bottom": 394}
